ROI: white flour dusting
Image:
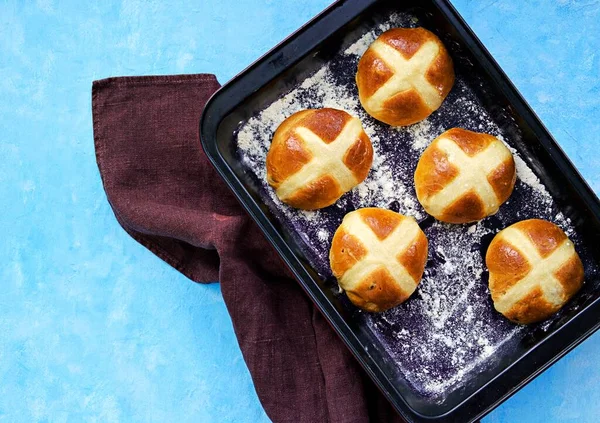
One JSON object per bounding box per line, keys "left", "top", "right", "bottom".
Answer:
{"left": 499, "top": 139, "right": 547, "bottom": 194}
{"left": 234, "top": 11, "right": 585, "bottom": 401}
{"left": 316, "top": 228, "right": 329, "bottom": 243}
{"left": 374, "top": 219, "right": 525, "bottom": 395}
{"left": 237, "top": 59, "right": 424, "bottom": 222}
{"left": 403, "top": 120, "right": 437, "bottom": 152}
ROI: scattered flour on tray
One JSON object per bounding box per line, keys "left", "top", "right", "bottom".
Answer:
{"left": 234, "top": 11, "right": 583, "bottom": 400}
{"left": 374, "top": 219, "right": 525, "bottom": 396}
{"left": 316, "top": 228, "right": 329, "bottom": 243}
{"left": 237, "top": 59, "right": 422, "bottom": 220}
{"left": 504, "top": 142, "right": 548, "bottom": 193}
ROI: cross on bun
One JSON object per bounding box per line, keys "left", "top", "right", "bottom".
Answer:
{"left": 486, "top": 219, "right": 584, "bottom": 324}
{"left": 266, "top": 108, "right": 373, "bottom": 210}
{"left": 414, "top": 128, "right": 516, "bottom": 223}
{"left": 329, "top": 208, "right": 428, "bottom": 312}
{"left": 356, "top": 27, "right": 455, "bottom": 126}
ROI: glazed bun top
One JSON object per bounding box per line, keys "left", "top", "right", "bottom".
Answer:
{"left": 356, "top": 27, "right": 454, "bottom": 126}
{"left": 486, "top": 219, "right": 584, "bottom": 324}
{"left": 266, "top": 108, "right": 373, "bottom": 210}
{"left": 414, "top": 128, "right": 516, "bottom": 224}
{"left": 329, "top": 208, "right": 428, "bottom": 313}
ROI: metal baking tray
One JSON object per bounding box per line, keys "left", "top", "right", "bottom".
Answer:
{"left": 200, "top": 0, "right": 600, "bottom": 421}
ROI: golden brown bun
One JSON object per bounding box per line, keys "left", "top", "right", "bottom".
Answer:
{"left": 414, "top": 128, "right": 516, "bottom": 224}
{"left": 266, "top": 108, "right": 373, "bottom": 210}
{"left": 329, "top": 208, "right": 428, "bottom": 312}
{"left": 356, "top": 27, "right": 454, "bottom": 126}
{"left": 486, "top": 219, "right": 584, "bottom": 324}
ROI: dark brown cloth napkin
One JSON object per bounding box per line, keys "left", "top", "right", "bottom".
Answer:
{"left": 92, "top": 74, "right": 403, "bottom": 423}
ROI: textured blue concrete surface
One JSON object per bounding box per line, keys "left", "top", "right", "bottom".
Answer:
{"left": 1, "top": 0, "right": 599, "bottom": 422}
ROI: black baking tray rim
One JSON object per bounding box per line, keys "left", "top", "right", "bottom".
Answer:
{"left": 199, "top": 0, "right": 600, "bottom": 421}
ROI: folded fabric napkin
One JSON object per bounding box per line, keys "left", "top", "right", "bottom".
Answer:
{"left": 92, "top": 74, "right": 403, "bottom": 423}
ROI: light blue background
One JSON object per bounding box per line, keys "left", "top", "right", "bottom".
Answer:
{"left": 1, "top": 0, "right": 599, "bottom": 421}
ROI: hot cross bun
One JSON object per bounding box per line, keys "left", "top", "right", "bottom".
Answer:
{"left": 486, "top": 219, "right": 584, "bottom": 324}
{"left": 329, "top": 208, "right": 428, "bottom": 312}
{"left": 414, "top": 128, "right": 516, "bottom": 223}
{"left": 356, "top": 27, "right": 455, "bottom": 126}
{"left": 266, "top": 108, "right": 373, "bottom": 210}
